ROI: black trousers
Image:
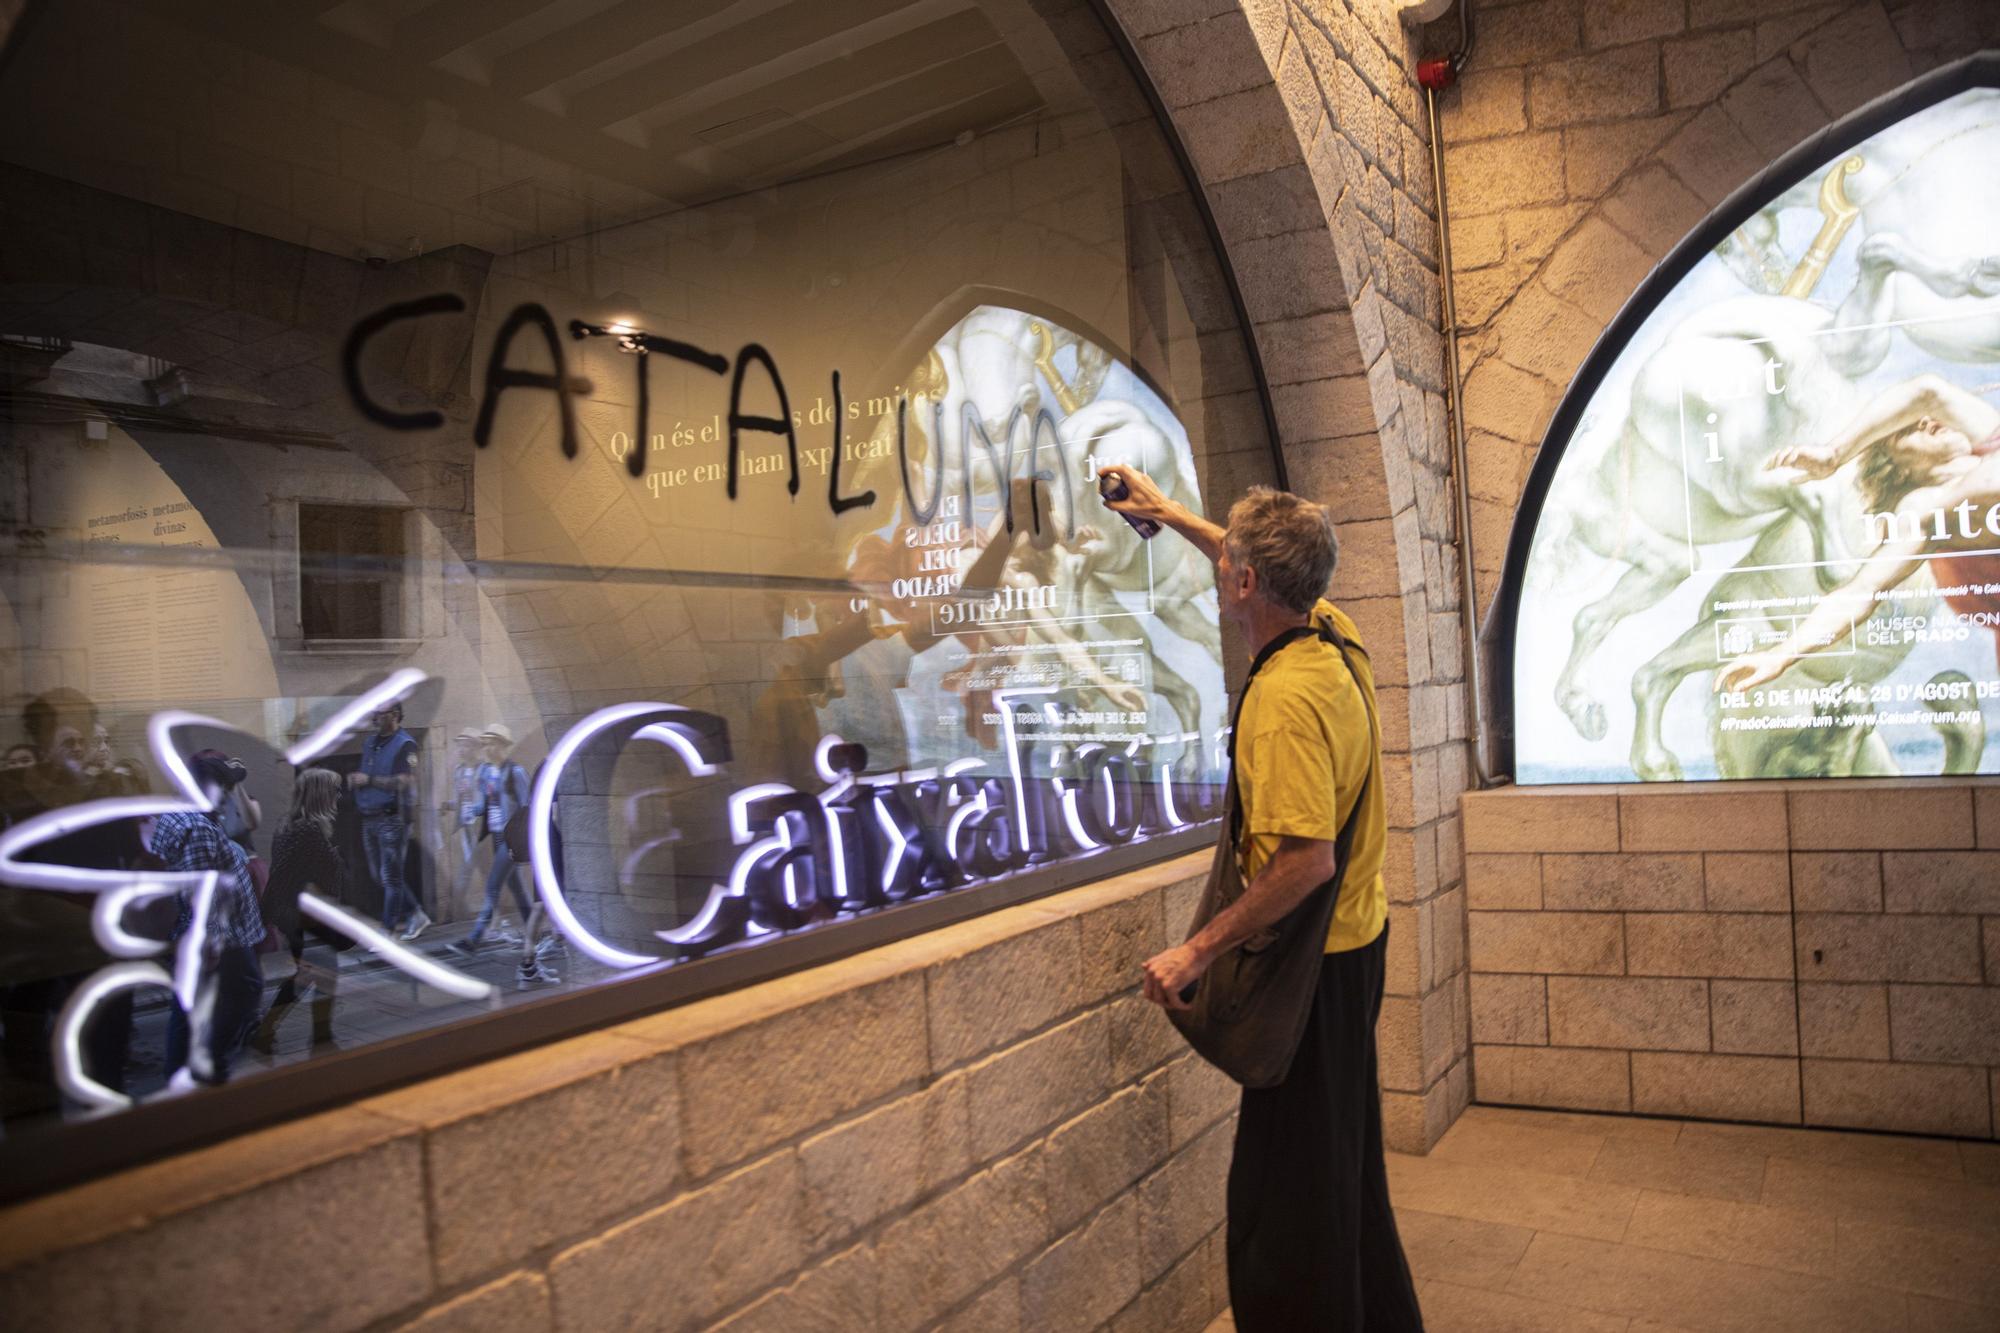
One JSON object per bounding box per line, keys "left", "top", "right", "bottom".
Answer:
{"left": 1226, "top": 926, "right": 1424, "bottom": 1331}
{"left": 165, "top": 943, "right": 264, "bottom": 1084}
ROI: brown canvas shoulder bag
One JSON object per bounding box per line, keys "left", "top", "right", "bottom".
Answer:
{"left": 1167, "top": 618, "right": 1377, "bottom": 1088}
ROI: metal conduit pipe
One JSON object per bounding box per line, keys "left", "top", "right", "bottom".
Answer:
{"left": 1417, "top": 1, "right": 1502, "bottom": 787}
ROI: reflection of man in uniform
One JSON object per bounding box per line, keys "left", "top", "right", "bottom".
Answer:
{"left": 349, "top": 703, "right": 424, "bottom": 938}
{"left": 1720, "top": 374, "right": 2000, "bottom": 690}
{"left": 1106, "top": 468, "right": 1422, "bottom": 1332}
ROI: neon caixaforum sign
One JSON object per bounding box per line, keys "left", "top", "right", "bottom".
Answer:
{"left": 0, "top": 672, "right": 1225, "bottom": 1113}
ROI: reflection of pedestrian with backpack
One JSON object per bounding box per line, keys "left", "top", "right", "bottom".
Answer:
{"left": 449, "top": 724, "right": 532, "bottom": 954}
{"left": 501, "top": 765, "right": 562, "bottom": 990}
{"left": 153, "top": 751, "right": 267, "bottom": 1088}
{"left": 250, "top": 768, "right": 354, "bottom": 1055}
{"left": 442, "top": 730, "right": 486, "bottom": 911}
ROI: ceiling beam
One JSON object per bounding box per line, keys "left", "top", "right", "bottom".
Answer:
{"left": 487, "top": 0, "right": 740, "bottom": 98}
{"left": 564, "top": 0, "right": 921, "bottom": 130}
{"left": 393, "top": 0, "right": 553, "bottom": 64}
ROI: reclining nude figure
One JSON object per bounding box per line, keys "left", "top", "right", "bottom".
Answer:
{"left": 1717, "top": 374, "right": 2000, "bottom": 695}
{"left": 1550, "top": 98, "right": 2000, "bottom": 761}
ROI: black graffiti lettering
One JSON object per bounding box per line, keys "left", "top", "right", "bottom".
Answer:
{"left": 727, "top": 343, "right": 800, "bottom": 500}
{"left": 568, "top": 320, "right": 728, "bottom": 478}
{"left": 474, "top": 304, "right": 588, "bottom": 457}
{"left": 1024, "top": 406, "right": 1076, "bottom": 542}
{"left": 825, "top": 371, "right": 876, "bottom": 515}
{"left": 897, "top": 397, "right": 947, "bottom": 525}
{"left": 960, "top": 405, "right": 1076, "bottom": 539}
{"left": 342, "top": 292, "right": 466, "bottom": 430}
{"left": 347, "top": 300, "right": 1081, "bottom": 531}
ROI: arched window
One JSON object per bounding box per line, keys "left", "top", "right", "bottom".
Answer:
{"left": 1494, "top": 56, "right": 2000, "bottom": 785}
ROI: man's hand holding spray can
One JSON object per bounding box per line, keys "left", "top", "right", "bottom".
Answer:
{"left": 1096, "top": 466, "right": 1163, "bottom": 538}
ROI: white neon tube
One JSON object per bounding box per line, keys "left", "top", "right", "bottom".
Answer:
{"left": 1059, "top": 742, "right": 1104, "bottom": 851}
{"left": 1152, "top": 730, "right": 1199, "bottom": 828}
{"left": 145, "top": 709, "right": 233, "bottom": 806}
{"left": 173, "top": 870, "right": 219, "bottom": 1010}
{"left": 942, "top": 757, "right": 989, "bottom": 868}
{"left": 529, "top": 702, "right": 714, "bottom": 969}
{"left": 813, "top": 732, "right": 847, "bottom": 783}
{"left": 53, "top": 962, "right": 173, "bottom": 1110}
{"left": 873, "top": 798, "right": 910, "bottom": 890}
{"left": 0, "top": 795, "right": 194, "bottom": 890}
{"left": 816, "top": 775, "right": 853, "bottom": 907}
{"left": 729, "top": 783, "right": 795, "bottom": 840}
{"left": 283, "top": 668, "right": 429, "bottom": 767}
{"left": 633, "top": 721, "right": 722, "bottom": 777}
{"left": 662, "top": 829, "right": 782, "bottom": 947}
{"left": 991, "top": 686, "right": 1055, "bottom": 853}
{"left": 92, "top": 881, "right": 179, "bottom": 958}
{"left": 300, "top": 894, "right": 495, "bottom": 1002}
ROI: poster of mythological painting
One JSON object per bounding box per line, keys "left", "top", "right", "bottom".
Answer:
{"left": 827, "top": 305, "right": 1225, "bottom": 777}
{"left": 1513, "top": 86, "right": 2000, "bottom": 783}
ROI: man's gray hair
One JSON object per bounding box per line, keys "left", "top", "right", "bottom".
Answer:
{"left": 1224, "top": 486, "right": 1340, "bottom": 615}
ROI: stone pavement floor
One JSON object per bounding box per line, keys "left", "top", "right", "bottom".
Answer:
{"left": 1202, "top": 1103, "right": 2000, "bottom": 1332}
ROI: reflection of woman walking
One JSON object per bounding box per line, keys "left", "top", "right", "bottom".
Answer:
{"left": 251, "top": 769, "right": 350, "bottom": 1054}
{"left": 451, "top": 724, "right": 533, "bottom": 953}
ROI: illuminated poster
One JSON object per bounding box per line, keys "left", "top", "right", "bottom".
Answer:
{"left": 836, "top": 306, "right": 1224, "bottom": 769}
{"left": 1509, "top": 73, "right": 2000, "bottom": 783}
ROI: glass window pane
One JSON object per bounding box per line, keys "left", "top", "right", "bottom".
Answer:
{"left": 0, "top": 0, "right": 1277, "bottom": 1172}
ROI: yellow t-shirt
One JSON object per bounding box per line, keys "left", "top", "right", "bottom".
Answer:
{"left": 1232, "top": 599, "right": 1387, "bottom": 954}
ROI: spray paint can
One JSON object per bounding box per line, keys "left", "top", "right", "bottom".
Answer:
{"left": 1098, "top": 472, "right": 1162, "bottom": 539}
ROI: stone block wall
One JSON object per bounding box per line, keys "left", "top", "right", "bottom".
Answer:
{"left": 1112, "top": 0, "right": 1475, "bottom": 1155}
{"left": 1463, "top": 783, "right": 2000, "bottom": 1139}
{"left": 0, "top": 853, "right": 1240, "bottom": 1333}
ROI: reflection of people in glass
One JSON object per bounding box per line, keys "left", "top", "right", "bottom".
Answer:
{"left": 197, "top": 747, "right": 262, "bottom": 858}
{"left": 506, "top": 769, "right": 561, "bottom": 990}
{"left": 0, "top": 689, "right": 145, "bottom": 1115}
{"left": 2, "top": 743, "right": 34, "bottom": 770}
{"left": 251, "top": 769, "right": 351, "bottom": 1056}
{"left": 443, "top": 729, "right": 485, "bottom": 909}
{"left": 450, "top": 724, "right": 533, "bottom": 955}
{"left": 153, "top": 751, "right": 267, "bottom": 1087}
{"left": 82, "top": 725, "right": 114, "bottom": 779}
{"left": 1720, "top": 375, "right": 2000, "bottom": 691}
{"left": 349, "top": 702, "right": 425, "bottom": 939}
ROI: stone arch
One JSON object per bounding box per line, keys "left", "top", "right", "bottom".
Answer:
{"left": 1101, "top": 0, "right": 1471, "bottom": 1149}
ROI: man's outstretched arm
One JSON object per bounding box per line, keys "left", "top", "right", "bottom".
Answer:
{"left": 1096, "top": 465, "right": 1226, "bottom": 565}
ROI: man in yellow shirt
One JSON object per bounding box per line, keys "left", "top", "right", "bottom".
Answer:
{"left": 1104, "top": 467, "right": 1422, "bottom": 1332}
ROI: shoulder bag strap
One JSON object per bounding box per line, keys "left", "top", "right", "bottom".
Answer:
{"left": 1225, "top": 622, "right": 1325, "bottom": 850}
{"left": 1227, "top": 615, "right": 1379, "bottom": 907}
